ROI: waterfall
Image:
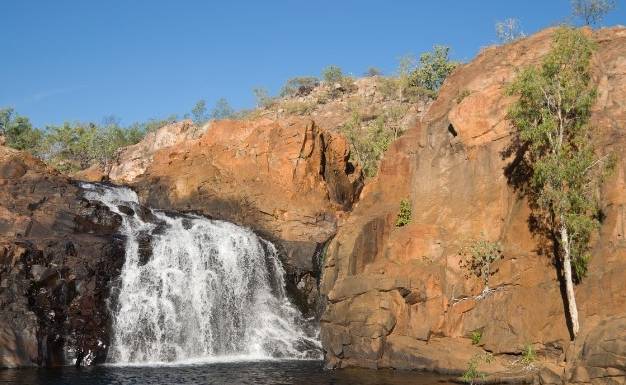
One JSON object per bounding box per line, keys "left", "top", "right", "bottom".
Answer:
{"left": 81, "top": 183, "right": 321, "bottom": 364}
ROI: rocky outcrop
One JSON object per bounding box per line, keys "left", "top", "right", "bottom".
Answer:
{"left": 320, "top": 26, "right": 626, "bottom": 384}
{"left": 106, "top": 118, "right": 362, "bottom": 272}
{"left": 0, "top": 145, "right": 125, "bottom": 368}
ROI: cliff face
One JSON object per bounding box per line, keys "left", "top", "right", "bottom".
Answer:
{"left": 320, "top": 27, "right": 626, "bottom": 383}
{"left": 0, "top": 145, "right": 125, "bottom": 367}
{"left": 131, "top": 118, "right": 362, "bottom": 269}
{"left": 96, "top": 117, "right": 363, "bottom": 314}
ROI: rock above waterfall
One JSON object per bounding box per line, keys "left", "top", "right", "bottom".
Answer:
{"left": 104, "top": 117, "right": 364, "bottom": 275}
{"left": 319, "top": 26, "right": 626, "bottom": 383}
{"left": 0, "top": 145, "right": 124, "bottom": 368}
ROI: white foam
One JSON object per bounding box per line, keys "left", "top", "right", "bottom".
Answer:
{"left": 81, "top": 183, "right": 321, "bottom": 365}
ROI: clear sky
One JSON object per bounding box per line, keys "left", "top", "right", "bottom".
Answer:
{"left": 2, "top": 0, "right": 624, "bottom": 127}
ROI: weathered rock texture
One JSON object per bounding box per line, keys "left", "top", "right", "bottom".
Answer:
{"left": 0, "top": 145, "right": 124, "bottom": 368}
{"left": 107, "top": 118, "right": 363, "bottom": 273}
{"left": 320, "top": 27, "right": 626, "bottom": 384}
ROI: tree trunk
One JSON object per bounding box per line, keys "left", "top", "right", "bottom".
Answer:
{"left": 560, "top": 223, "right": 580, "bottom": 338}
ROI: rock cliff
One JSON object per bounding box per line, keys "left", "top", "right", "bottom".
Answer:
{"left": 4, "top": 25, "right": 625, "bottom": 383}
{"left": 89, "top": 117, "right": 363, "bottom": 314}
{"left": 319, "top": 27, "right": 626, "bottom": 384}
{"left": 0, "top": 145, "right": 125, "bottom": 367}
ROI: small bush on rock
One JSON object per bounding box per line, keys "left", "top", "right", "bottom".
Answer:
{"left": 520, "top": 344, "right": 537, "bottom": 366}
{"left": 322, "top": 65, "right": 344, "bottom": 84}
{"left": 280, "top": 77, "right": 320, "bottom": 97}
{"left": 395, "top": 199, "right": 412, "bottom": 227}
{"left": 462, "top": 353, "right": 493, "bottom": 384}
{"left": 407, "top": 45, "right": 458, "bottom": 97}
{"left": 470, "top": 330, "right": 483, "bottom": 345}
{"left": 459, "top": 238, "right": 503, "bottom": 293}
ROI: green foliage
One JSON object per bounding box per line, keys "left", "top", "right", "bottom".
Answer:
{"left": 395, "top": 199, "right": 412, "bottom": 227}
{"left": 211, "top": 98, "right": 235, "bottom": 120}
{"left": 0, "top": 108, "right": 43, "bottom": 151}
{"left": 282, "top": 100, "right": 317, "bottom": 115}
{"left": 460, "top": 238, "right": 503, "bottom": 290}
{"left": 41, "top": 119, "right": 145, "bottom": 172}
{"left": 136, "top": 115, "right": 177, "bottom": 134}
{"left": 571, "top": 0, "right": 616, "bottom": 26}
{"left": 470, "top": 330, "right": 483, "bottom": 345}
{"left": 456, "top": 89, "right": 472, "bottom": 103}
{"left": 377, "top": 77, "right": 400, "bottom": 99}
{"left": 321, "top": 65, "right": 356, "bottom": 99}
{"left": 520, "top": 344, "right": 537, "bottom": 366}
{"left": 280, "top": 77, "right": 319, "bottom": 97}
{"left": 191, "top": 99, "right": 208, "bottom": 124}
{"left": 407, "top": 45, "right": 458, "bottom": 97}
{"left": 253, "top": 87, "right": 274, "bottom": 108}
{"left": 506, "top": 27, "right": 612, "bottom": 282}
{"left": 462, "top": 353, "right": 493, "bottom": 384}
{"left": 322, "top": 65, "right": 344, "bottom": 84}
{"left": 365, "top": 67, "right": 382, "bottom": 77}
{"left": 495, "top": 18, "right": 526, "bottom": 44}
{"left": 340, "top": 113, "right": 392, "bottom": 177}
{"left": 0, "top": 107, "right": 177, "bottom": 172}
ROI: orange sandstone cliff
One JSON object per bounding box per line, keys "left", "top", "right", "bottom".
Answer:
{"left": 319, "top": 27, "right": 626, "bottom": 384}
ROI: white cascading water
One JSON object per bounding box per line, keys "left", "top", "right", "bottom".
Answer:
{"left": 81, "top": 183, "right": 321, "bottom": 364}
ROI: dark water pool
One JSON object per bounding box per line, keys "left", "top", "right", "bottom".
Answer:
{"left": 0, "top": 360, "right": 456, "bottom": 385}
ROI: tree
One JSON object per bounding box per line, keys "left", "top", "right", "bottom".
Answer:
{"left": 252, "top": 87, "right": 273, "bottom": 108}
{"left": 211, "top": 98, "right": 235, "bottom": 120}
{"left": 495, "top": 18, "right": 526, "bottom": 43}
{"left": 571, "top": 0, "right": 616, "bottom": 26}
{"left": 321, "top": 65, "right": 343, "bottom": 84}
{"left": 0, "top": 107, "right": 42, "bottom": 152}
{"left": 459, "top": 238, "right": 503, "bottom": 294}
{"left": 191, "top": 99, "right": 208, "bottom": 124}
{"left": 407, "top": 46, "right": 458, "bottom": 97}
{"left": 506, "top": 27, "right": 613, "bottom": 337}
{"left": 280, "top": 77, "right": 319, "bottom": 97}
{"left": 0, "top": 107, "right": 13, "bottom": 135}
{"left": 364, "top": 67, "right": 382, "bottom": 77}
{"left": 340, "top": 113, "right": 391, "bottom": 177}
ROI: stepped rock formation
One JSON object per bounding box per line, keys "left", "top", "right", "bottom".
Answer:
{"left": 0, "top": 145, "right": 125, "bottom": 367}
{"left": 320, "top": 27, "right": 626, "bottom": 384}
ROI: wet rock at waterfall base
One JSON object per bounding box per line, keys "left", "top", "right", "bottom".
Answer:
{"left": 117, "top": 205, "right": 135, "bottom": 216}
{"left": 0, "top": 151, "right": 126, "bottom": 368}
{"left": 136, "top": 232, "right": 152, "bottom": 266}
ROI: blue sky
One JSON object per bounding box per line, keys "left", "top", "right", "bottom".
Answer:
{"left": 2, "top": 1, "right": 624, "bottom": 127}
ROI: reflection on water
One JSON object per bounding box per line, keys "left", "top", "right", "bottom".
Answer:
{"left": 0, "top": 360, "right": 456, "bottom": 385}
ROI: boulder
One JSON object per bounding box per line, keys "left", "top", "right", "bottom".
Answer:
{"left": 0, "top": 145, "right": 124, "bottom": 367}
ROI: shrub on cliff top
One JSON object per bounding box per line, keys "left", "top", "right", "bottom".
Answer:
{"left": 191, "top": 99, "right": 209, "bottom": 124}
{"left": 211, "top": 98, "right": 235, "bottom": 120}
{"left": 280, "top": 77, "right": 320, "bottom": 98}
{"left": 322, "top": 65, "right": 344, "bottom": 85}
{"left": 407, "top": 45, "right": 458, "bottom": 97}
{"left": 0, "top": 107, "right": 42, "bottom": 152}
{"left": 571, "top": 0, "right": 616, "bottom": 26}
{"left": 495, "top": 18, "right": 526, "bottom": 44}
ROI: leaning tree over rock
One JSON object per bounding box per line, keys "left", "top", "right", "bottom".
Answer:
{"left": 505, "top": 27, "right": 613, "bottom": 338}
